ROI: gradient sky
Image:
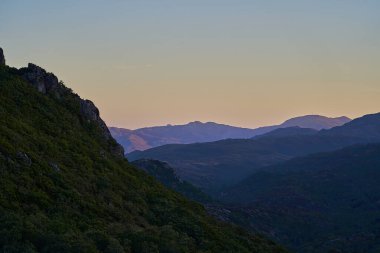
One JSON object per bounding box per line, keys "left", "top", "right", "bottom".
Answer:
{"left": 1, "top": 0, "right": 379, "bottom": 129}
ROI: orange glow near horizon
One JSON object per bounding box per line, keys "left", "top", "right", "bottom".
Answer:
{"left": 2, "top": 0, "right": 379, "bottom": 129}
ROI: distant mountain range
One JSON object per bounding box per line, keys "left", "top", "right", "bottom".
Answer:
{"left": 127, "top": 113, "right": 380, "bottom": 194}
{"left": 110, "top": 115, "right": 351, "bottom": 153}
{"left": 110, "top": 121, "right": 256, "bottom": 153}
{"left": 127, "top": 113, "right": 380, "bottom": 252}
{"left": 127, "top": 112, "right": 380, "bottom": 252}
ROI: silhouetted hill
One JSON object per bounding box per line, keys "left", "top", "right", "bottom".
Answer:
{"left": 220, "top": 143, "right": 380, "bottom": 253}
{"left": 253, "top": 127, "right": 318, "bottom": 139}
{"left": 110, "top": 121, "right": 258, "bottom": 153}
{"left": 0, "top": 49, "right": 286, "bottom": 253}
{"left": 244, "top": 115, "right": 350, "bottom": 139}
{"left": 111, "top": 115, "right": 350, "bottom": 153}
{"left": 320, "top": 112, "right": 380, "bottom": 141}
{"left": 280, "top": 115, "right": 351, "bottom": 130}
{"left": 127, "top": 113, "right": 379, "bottom": 194}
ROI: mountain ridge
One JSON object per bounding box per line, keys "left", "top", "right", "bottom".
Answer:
{"left": 111, "top": 115, "right": 351, "bottom": 153}
{"left": 127, "top": 112, "right": 379, "bottom": 193}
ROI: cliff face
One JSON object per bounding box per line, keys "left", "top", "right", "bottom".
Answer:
{"left": 1, "top": 47, "right": 124, "bottom": 158}
{"left": 79, "top": 98, "right": 125, "bottom": 157}
{"left": 20, "top": 63, "right": 61, "bottom": 95}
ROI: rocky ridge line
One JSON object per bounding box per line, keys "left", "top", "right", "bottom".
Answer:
{"left": 0, "top": 47, "right": 124, "bottom": 158}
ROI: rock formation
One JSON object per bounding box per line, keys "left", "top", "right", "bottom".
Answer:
{"left": 1, "top": 48, "right": 125, "bottom": 158}
{"left": 20, "top": 63, "right": 60, "bottom": 94}
{"left": 79, "top": 99, "right": 125, "bottom": 157}
{"left": 0, "top": 47, "right": 5, "bottom": 65}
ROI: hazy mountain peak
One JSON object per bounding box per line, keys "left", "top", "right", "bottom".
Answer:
{"left": 189, "top": 120, "right": 204, "bottom": 125}
{"left": 127, "top": 111, "right": 380, "bottom": 194}
{"left": 281, "top": 115, "right": 351, "bottom": 130}
{"left": 111, "top": 115, "right": 352, "bottom": 153}
{"left": 110, "top": 121, "right": 257, "bottom": 153}
{"left": 186, "top": 121, "right": 221, "bottom": 126}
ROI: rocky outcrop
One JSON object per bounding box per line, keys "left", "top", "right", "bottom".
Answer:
{"left": 8, "top": 53, "right": 125, "bottom": 158}
{"left": 80, "top": 99, "right": 125, "bottom": 157}
{"left": 79, "top": 99, "right": 115, "bottom": 143}
{"left": 20, "top": 63, "right": 62, "bottom": 95}
{"left": 0, "top": 47, "right": 5, "bottom": 65}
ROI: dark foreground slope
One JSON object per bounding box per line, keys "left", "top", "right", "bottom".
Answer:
{"left": 0, "top": 59, "right": 285, "bottom": 252}
{"left": 220, "top": 144, "right": 380, "bottom": 252}
{"left": 131, "top": 159, "right": 211, "bottom": 204}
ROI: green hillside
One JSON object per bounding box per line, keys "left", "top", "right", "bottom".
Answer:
{"left": 131, "top": 159, "right": 211, "bottom": 204}
{"left": 0, "top": 60, "right": 286, "bottom": 252}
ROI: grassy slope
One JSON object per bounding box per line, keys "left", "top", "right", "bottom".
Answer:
{"left": 0, "top": 65, "right": 286, "bottom": 253}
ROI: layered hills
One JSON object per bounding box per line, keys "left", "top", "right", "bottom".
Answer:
{"left": 128, "top": 113, "right": 380, "bottom": 194}
{"left": 111, "top": 116, "right": 350, "bottom": 153}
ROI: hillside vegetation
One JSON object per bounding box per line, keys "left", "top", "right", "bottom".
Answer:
{"left": 0, "top": 60, "right": 285, "bottom": 252}
{"left": 131, "top": 159, "right": 211, "bottom": 204}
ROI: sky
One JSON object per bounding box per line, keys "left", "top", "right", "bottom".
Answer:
{"left": 1, "top": 0, "right": 379, "bottom": 129}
